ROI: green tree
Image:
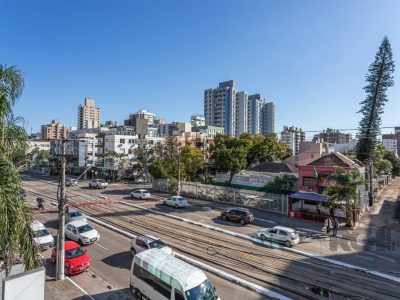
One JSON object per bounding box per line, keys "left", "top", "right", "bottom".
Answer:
{"left": 324, "top": 168, "right": 364, "bottom": 227}
{"left": 356, "top": 37, "right": 395, "bottom": 162}
{"left": 180, "top": 145, "right": 205, "bottom": 181}
{"left": 240, "top": 133, "right": 288, "bottom": 168}
{"left": 261, "top": 174, "right": 298, "bottom": 194}
{"left": 211, "top": 135, "right": 247, "bottom": 185}
{"left": 383, "top": 149, "right": 400, "bottom": 176}
{"left": 0, "top": 65, "right": 40, "bottom": 274}
{"left": 371, "top": 145, "right": 393, "bottom": 175}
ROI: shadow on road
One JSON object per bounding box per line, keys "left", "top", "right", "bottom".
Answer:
{"left": 73, "top": 288, "right": 133, "bottom": 300}
{"left": 101, "top": 251, "right": 132, "bottom": 270}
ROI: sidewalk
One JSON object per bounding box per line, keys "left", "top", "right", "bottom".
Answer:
{"left": 337, "top": 177, "right": 400, "bottom": 245}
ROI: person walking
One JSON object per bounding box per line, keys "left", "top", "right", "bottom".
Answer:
{"left": 324, "top": 217, "right": 332, "bottom": 235}
{"left": 332, "top": 217, "right": 339, "bottom": 237}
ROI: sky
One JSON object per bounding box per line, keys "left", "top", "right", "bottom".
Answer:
{"left": 1, "top": 0, "right": 400, "bottom": 140}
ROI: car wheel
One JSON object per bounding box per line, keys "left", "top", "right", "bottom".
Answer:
{"left": 78, "top": 239, "right": 83, "bottom": 246}
{"left": 240, "top": 219, "right": 246, "bottom": 225}
{"left": 285, "top": 240, "right": 292, "bottom": 247}
{"left": 131, "top": 248, "right": 136, "bottom": 256}
{"left": 260, "top": 234, "right": 266, "bottom": 241}
{"left": 130, "top": 194, "right": 134, "bottom": 198}
{"left": 222, "top": 215, "right": 227, "bottom": 221}
{"left": 175, "top": 204, "right": 178, "bottom": 209}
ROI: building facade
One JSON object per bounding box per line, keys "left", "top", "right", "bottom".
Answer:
{"left": 314, "top": 128, "right": 352, "bottom": 144}
{"left": 204, "top": 80, "right": 237, "bottom": 136}
{"left": 78, "top": 98, "right": 101, "bottom": 130}
{"left": 382, "top": 133, "right": 398, "bottom": 156}
{"left": 190, "top": 115, "right": 205, "bottom": 127}
{"left": 41, "top": 120, "right": 69, "bottom": 140}
{"left": 280, "top": 126, "right": 305, "bottom": 155}
{"left": 204, "top": 81, "right": 275, "bottom": 137}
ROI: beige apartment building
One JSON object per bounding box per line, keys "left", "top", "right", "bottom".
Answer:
{"left": 41, "top": 120, "right": 69, "bottom": 140}
{"left": 78, "top": 98, "right": 101, "bottom": 130}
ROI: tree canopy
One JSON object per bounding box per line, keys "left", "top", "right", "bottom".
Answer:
{"left": 356, "top": 37, "right": 395, "bottom": 162}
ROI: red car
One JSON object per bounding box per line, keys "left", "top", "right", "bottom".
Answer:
{"left": 51, "top": 241, "right": 91, "bottom": 275}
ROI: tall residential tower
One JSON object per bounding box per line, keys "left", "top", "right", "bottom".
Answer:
{"left": 78, "top": 98, "right": 101, "bottom": 130}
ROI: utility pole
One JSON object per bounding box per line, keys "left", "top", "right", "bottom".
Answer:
{"left": 56, "top": 141, "right": 67, "bottom": 280}
{"left": 368, "top": 160, "right": 374, "bottom": 206}
{"left": 177, "top": 147, "right": 181, "bottom": 196}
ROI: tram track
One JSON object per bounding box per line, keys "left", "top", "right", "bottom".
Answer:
{"left": 22, "top": 176, "right": 400, "bottom": 300}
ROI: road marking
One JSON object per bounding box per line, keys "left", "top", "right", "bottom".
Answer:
{"left": 94, "top": 243, "right": 109, "bottom": 251}
{"left": 254, "top": 218, "right": 276, "bottom": 224}
{"left": 354, "top": 254, "right": 374, "bottom": 261}
{"left": 66, "top": 277, "right": 96, "bottom": 300}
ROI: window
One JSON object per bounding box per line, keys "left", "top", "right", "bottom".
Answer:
{"left": 120, "top": 139, "right": 125, "bottom": 144}
{"left": 175, "top": 290, "right": 184, "bottom": 300}
{"left": 278, "top": 230, "right": 288, "bottom": 236}
{"left": 133, "top": 264, "right": 154, "bottom": 285}
{"left": 269, "top": 229, "right": 277, "bottom": 234}
{"left": 153, "top": 276, "right": 171, "bottom": 298}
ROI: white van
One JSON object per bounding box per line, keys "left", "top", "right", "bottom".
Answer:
{"left": 130, "top": 248, "right": 220, "bottom": 300}
{"left": 30, "top": 220, "right": 55, "bottom": 251}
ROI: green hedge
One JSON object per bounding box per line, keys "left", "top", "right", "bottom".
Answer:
{"left": 301, "top": 212, "right": 327, "bottom": 222}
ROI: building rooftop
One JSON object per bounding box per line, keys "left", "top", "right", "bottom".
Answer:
{"left": 248, "top": 161, "right": 297, "bottom": 173}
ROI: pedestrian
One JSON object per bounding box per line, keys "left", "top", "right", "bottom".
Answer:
{"left": 332, "top": 217, "right": 339, "bottom": 237}
{"left": 324, "top": 217, "right": 331, "bottom": 235}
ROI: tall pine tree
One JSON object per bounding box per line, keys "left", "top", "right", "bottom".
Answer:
{"left": 356, "top": 37, "right": 395, "bottom": 162}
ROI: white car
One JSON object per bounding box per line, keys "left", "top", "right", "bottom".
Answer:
{"left": 163, "top": 196, "right": 188, "bottom": 208}
{"left": 31, "top": 220, "right": 55, "bottom": 251}
{"left": 89, "top": 179, "right": 108, "bottom": 189}
{"left": 65, "top": 220, "right": 100, "bottom": 245}
{"left": 130, "top": 234, "right": 172, "bottom": 256}
{"left": 130, "top": 189, "right": 151, "bottom": 199}
{"left": 257, "top": 226, "right": 300, "bottom": 247}
{"left": 66, "top": 178, "right": 78, "bottom": 187}
{"left": 66, "top": 208, "right": 88, "bottom": 223}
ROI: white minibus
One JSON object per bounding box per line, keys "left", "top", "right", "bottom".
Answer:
{"left": 130, "top": 248, "right": 220, "bottom": 300}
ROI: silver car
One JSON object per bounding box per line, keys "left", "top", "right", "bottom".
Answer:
{"left": 257, "top": 226, "right": 300, "bottom": 247}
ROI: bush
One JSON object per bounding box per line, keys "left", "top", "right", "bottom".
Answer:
{"left": 301, "top": 212, "right": 326, "bottom": 222}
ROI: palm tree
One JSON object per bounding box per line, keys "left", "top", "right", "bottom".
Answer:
{"left": 0, "top": 65, "right": 40, "bottom": 275}
{"left": 324, "top": 168, "right": 364, "bottom": 227}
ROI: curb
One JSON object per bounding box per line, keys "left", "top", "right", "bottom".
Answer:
{"left": 121, "top": 201, "right": 400, "bottom": 284}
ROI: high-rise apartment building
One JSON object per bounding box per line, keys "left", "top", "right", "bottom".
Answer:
{"left": 263, "top": 102, "right": 275, "bottom": 134}
{"left": 190, "top": 115, "right": 205, "bottom": 127}
{"left": 280, "top": 126, "right": 305, "bottom": 155}
{"left": 204, "top": 81, "right": 275, "bottom": 137}
{"left": 41, "top": 120, "right": 69, "bottom": 140}
{"left": 236, "top": 91, "right": 248, "bottom": 136}
{"left": 204, "top": 80, "right": 237, "bottom": 136}
{"left": 78, "top": 98, "right": 100, "bottom": 130}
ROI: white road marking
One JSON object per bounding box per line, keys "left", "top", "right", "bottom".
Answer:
{"left": 94, "top": 243, "right": 109, "bottom": 251}
{"left": 66, "top": 277, "right": 96, "bottom": 300}
{"left": 354, "top": 254, "right": 374, "bottom": 261}
{"left": 254, "top": 218, "right": 276, "bottom": 224}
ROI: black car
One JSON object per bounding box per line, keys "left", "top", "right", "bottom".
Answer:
{"left": 220, "top": 208, "right": 254, "bottom": 225}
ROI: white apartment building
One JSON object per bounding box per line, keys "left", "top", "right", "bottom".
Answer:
{"left": 382, "top": 134, "right": 398, "bottom": 156}
{"left": 280, "top": 126, "right": 305, "bottom": 155}
{"left": 78, "top": 98, "right": 101, "bottom": 130}
{"left": 104, "top": 134, "right": 139, "bottom": 156}
{"left": 248, "top": 94, "right": 264, "bottom": 135}
{"left": 236, "top": 91, "right": 248, "bottom": 136}
{"left": 190, "top": 115, "right": 205, "bottom": 127}
{"left": 204, "top": 80, "right": 237, "bottom": 136}
{"left": 28, "top": 140, "right": 51, "bottom": 153}
{"left": 132, "top": 109, "right": 156, "bottom": 125}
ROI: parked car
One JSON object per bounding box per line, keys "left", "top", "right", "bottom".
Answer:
{"left": 257, "top": 226, "right": 300, "bottom": 247}
{"left": 65, "top": 220, "right": 100, "bottom": 245}
{"left": 163, "top": 196, "right": 188, "bottom": 208}
{"left": 66, "top": 207, "right": 88, "bottom": 223}
{"left": 220, "top": 208, "right": 254, "bottom": 225}
{"left": 31, "top": 220, "right": 55, "bottom": 251}
{"left": 130, "top": 189, "right": 151, "bottom": 199}
{"left": 51, "top": 241, "right": 92, "bottom": 275}
{"left": 88, "top": 179, "right": 108, "bottom": 189}
{"left": 130, "top": 234, "right": 172, "bottom": 256}
{"left": 66, "top": 178, "right": 78, "bottom": 187}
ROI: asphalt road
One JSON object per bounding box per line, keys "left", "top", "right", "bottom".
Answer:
{"left": 22, "top": 171, "right": 400, "bottom": 300}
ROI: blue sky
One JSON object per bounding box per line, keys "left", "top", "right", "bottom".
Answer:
{"left": 2, "top": 0, "right": 400, "bottom": 140}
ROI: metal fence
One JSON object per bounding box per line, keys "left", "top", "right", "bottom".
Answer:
{"left": 152, "top": 179, "right": 288, "bottom": 215}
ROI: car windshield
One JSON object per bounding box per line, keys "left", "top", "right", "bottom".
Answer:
{"left": 35, "top": 229, "right": 50, "bottom": 237}
{"left": 178, "top": 197, "right": 186, "bottom": 202}
{"left": 77, "top": 224, "right": 93, "bottom": 233}
{"left": 66, "top": 247, "right": 85, "bottom": 259}
{"left": 185, "top": 280, "right": 216, "bottom": 300}
{"left": 148, "top": 240, "right": 165, "bottom": 249}
{"left": 70, "top": 211, "right": 82, "bottom": 218}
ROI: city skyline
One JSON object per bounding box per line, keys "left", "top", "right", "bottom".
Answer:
{"left": 2, "top": 1, "right": 400, "bottom": 139}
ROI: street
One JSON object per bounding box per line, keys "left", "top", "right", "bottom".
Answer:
{"left": 23, "top": 172, "right": 400, "bottom": 300}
